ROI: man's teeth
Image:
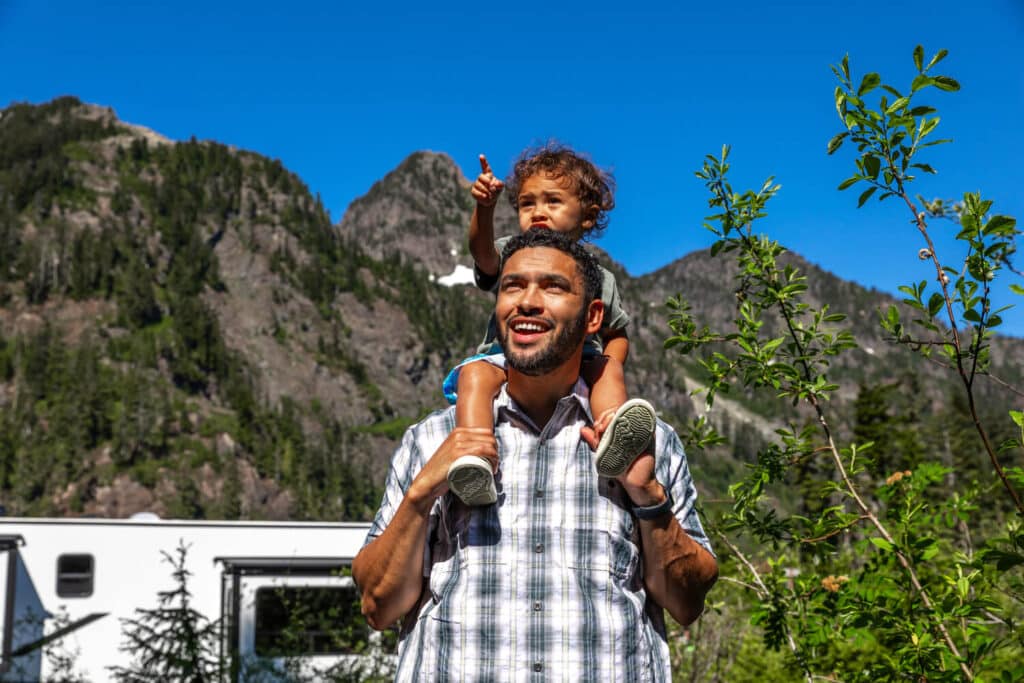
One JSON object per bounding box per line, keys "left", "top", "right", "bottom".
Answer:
{"left": 514, "top": 322, "right": 545, "bottom": 332}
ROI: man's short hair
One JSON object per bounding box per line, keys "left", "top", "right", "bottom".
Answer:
{"left": 500, "top": 230, "right": 603, "bottom": 306}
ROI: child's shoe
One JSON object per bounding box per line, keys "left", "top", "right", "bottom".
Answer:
{"left": 594, "top": 399, "right": 657, "bottom": 478}
{"left": 447, "top": 455, "right": 498, "bottom": 505}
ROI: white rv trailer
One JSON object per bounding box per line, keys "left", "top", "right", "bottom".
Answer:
{"left": 0, "top": 517, "right": 384, "bottom": 682}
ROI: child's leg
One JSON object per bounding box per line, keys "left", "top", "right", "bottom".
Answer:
{"left": 580, "top": 355, "right": 628, "bottom": 425}
{"left": 581, "top": 355, "right": 656, "bottom": 478}
{"left": 455, "top": 360, "right": 507, "bottom": 431}
{"left": 448, "top": 359, "right": 506, "bottom": 506}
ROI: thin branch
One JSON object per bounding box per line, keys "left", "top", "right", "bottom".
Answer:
{"left": 713, "top": 530, "right": 813, "bottom": 683}
{"left": 799, "top": 515, "right": 871, "bottom": 543}
{"left": 897, "top": 187, "right": 1024, "bottom": 516}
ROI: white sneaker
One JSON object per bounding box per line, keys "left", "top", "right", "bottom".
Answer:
{"left": 593, "top": 399, "right": 657, "bottom": 478}
{"left": 447, "top": 455, "right": 498, "bottom": 506}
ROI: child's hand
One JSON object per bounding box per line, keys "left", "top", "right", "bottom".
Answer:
{"left": 471, "top": 154, "right": 504, "bottom": 207}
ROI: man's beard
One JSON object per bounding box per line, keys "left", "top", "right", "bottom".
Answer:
{"left": 498, "top": 308, "right": 588, "bottom": 377}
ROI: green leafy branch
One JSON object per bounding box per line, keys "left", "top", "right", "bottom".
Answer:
{"left": 829, "top": 45, "right": 1024, "bottom": 517}
{"left": 670, "top": 144, "right": 979, "bottom": 680}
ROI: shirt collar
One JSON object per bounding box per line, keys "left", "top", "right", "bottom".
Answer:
{"left": 494, "top": 378, "right": 594, "bottom": 435}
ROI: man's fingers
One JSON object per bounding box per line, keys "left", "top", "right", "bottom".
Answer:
{"left": 479, "top": 154, "right": 493, "bottom": 176}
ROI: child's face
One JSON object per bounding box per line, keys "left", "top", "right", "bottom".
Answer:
{"left": 516, "top": 173, "right": 596, "bottom": 240}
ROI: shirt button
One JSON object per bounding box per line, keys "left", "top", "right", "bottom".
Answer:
{"left": 535, "top": 488, "right": 544, "bottom": 498}
{"left": 533, "top": 600, "right": 543, "bottom": 611}
{"left": 534, "top": 543, "right": 544, "bottom": 554}
{"left": 533, "top": 662, "right": 543, "bottom": 673}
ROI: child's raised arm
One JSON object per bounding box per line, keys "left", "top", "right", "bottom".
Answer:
{"left": 469, "top": 154, "right": 504, "bottom": 279}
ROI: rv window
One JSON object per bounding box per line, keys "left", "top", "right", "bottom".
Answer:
{"left": 254, "top": 586, "right": 370, "bottom": 656}
{"left": 56, "top": 554, "right": 94, "bottom": 598}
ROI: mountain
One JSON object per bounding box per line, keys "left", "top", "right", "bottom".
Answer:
{"left": 1, "top": 97, "right": 1019, "bottom": 520}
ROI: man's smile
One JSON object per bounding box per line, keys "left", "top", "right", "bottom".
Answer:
{"left": 508, "top": 317, "right": 552, "bottom": 344}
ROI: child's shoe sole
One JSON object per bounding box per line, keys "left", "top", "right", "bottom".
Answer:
{"left": 447, "top": 455, "right": 498, "bottom": 506}
{"left": 594, "top": 399, "right": 657, "bottom": 478}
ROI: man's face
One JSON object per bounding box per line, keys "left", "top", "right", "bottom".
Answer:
{"left": 516, "top": 173, "right": 595, "bottom": 241}
{"left": 495, "top": 246, "right": 601, "bottom": 376}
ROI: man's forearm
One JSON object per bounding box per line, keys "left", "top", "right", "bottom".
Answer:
{"left": 353, "top": 494, "right": 433, "bottom": 630}
{"left": 638, "top": 511, "right": 718, "bottom": 626}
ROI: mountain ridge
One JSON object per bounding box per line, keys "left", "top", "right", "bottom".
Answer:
{"left": 1, "top": 97, "right": 1019, "bottom": 521}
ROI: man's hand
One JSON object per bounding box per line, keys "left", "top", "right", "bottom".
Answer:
{"left": 581, "top": 409, "right": 663, "bottom": 505}
{"left": 408, "top": 426, "right": 499, "bottom": 510}
{"left": 471, "top": 154, "right": 504, "bottom": 207}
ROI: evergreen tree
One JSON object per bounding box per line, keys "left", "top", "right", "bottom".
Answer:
{"left": 109, "top": 542, "right": 221, "bottom": 682}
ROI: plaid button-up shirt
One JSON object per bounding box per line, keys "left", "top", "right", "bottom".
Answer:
{"left": 365, "top": 380, "right": 713, "bottom": 682}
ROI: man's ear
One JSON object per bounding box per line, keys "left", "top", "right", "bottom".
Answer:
{"left": 581, "top": 204, "right": 600, "bottom": 230}
{"left": 586, "top": 299, "right": 604, "bottom": 335}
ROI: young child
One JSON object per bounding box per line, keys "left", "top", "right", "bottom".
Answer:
{"left": 444, "top": 144, "right": 656, "bottom": 505}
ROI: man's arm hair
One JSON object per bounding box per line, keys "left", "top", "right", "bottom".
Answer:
{"left": 352, "top": 494, "right": 433, "bottom": 631}
{"left": 636, "top": 505, "right": 719, "bottom": 625}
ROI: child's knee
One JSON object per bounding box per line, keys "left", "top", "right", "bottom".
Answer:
{"left": 457, "top": 360, "right": 506, "bottom": 397}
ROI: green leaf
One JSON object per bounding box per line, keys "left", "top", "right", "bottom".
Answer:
{"left": 919, "top": 117, "right": 940, "bottom": 138}
{"left": 827, "top": 132, "right": 848, "bottom": 155}
{"left": 913, "top": 45, "right": 924, "bottom": 71}
{"left": 933, "top": 76, "right": 960, "bottom": 92}
{"left": 863, "top": 155, "right": 881, "bottom": 179}
{"left": 857, "top": 72, "right": 881, "bottom": 96}
{"left": 871, "top": 537, "right": 894, "bottom": 551}
{"left": 1010, "top": 284, "right": 1024, "bottom": 296}
{"left": 885, "top": 96, "right": 910, "bottom": 115}
{"left": 927, "top": 292, "right": 944, "bottom": 316}
{"left": 857, "top": 186, "right": 877, "bottom": 207}
{"left": 911, "top": 74, "right": 934, "bottom": 93}
{"left": 909, "top": 105, "right": 936, "bottom": 117}
{"left": 841, "top": 54, "right": 850, "bottom": 80}
{"left": 926, "top": 48, "right": 949, "bottom": 71}
{"left": 837, "top": 176, "right": 860, "bottom": 191}
{"left": 983, "top": 215, "right": 1017, "bottom": 236}
{"left": 1011, "top": 410, "right": 1024, "bottom": 428}
{"left": 910, "top": 163, "right": 937, "bottom": 174}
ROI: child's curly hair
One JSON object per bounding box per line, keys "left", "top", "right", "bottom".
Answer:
{"left": 505, "top": 143, "right": 616, "bottom": 239}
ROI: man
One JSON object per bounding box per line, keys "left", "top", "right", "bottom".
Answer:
{"left": 353, "top": 229, "right": 717, "bottom": 681}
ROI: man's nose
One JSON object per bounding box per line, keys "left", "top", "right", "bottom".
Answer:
{"left": 516, "top": 284, "right": 543, "bottom": 312}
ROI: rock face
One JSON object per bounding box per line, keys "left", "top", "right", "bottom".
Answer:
{"left": 1, "top": 97, "right": 1021, "bottom": 520}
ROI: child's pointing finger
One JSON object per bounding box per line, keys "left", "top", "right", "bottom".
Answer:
{"left": 479, "top": 154, "right": 494, "bottom": 177}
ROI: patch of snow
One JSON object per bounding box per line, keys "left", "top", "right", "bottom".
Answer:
{"left": 437, "top": 264, "right": 476, "bottom": 287}
{"left": 449, "top": 248, "right": 458, "bottom": 257}
{"left": 864, "top": 347, "right": 875, "bottom": 355}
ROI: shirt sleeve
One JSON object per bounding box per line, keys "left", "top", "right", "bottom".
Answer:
{"left": 364, "top": 427, "right": 422, "bottom": 544}
{"left": 599, "top": 269, "right": 631, "bottom": 332}
{"left": 473, "top": 263, "right": 499, "bottom": 292}
{"left": 474, "top": 235, "right": 513, "bottom": 293}
{"left": 655, "top": 423, "right": 715, "bottom": 557}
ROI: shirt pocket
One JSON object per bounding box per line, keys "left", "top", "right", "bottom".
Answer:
{"left": 566, "top": 526, "right": 640, "bottom": 584}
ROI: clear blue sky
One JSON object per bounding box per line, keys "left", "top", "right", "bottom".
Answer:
{"left": 3, "top": 1, "right": 1023, "bottom": 335}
